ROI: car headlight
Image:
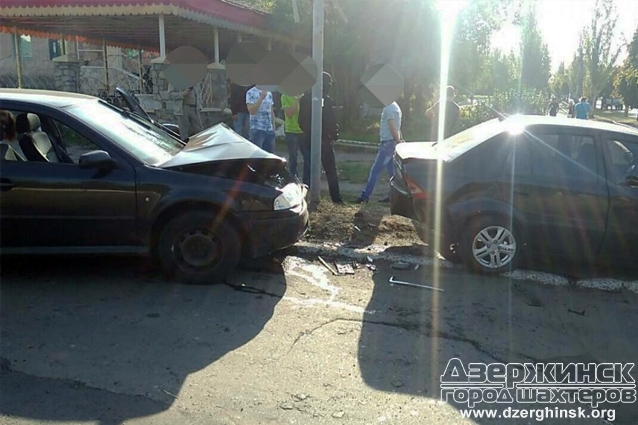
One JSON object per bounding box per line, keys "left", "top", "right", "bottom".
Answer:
{"left": 274, "top": 183, "right": 304, "bottom": 210}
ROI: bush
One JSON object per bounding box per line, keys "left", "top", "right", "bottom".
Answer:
{"left": 492, "top": 88, "right": 546, "bottom": 116}
{"left": 457, "top": 103, "right": 498, "bottom": 132}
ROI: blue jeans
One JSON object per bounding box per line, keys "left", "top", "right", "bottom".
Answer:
{"left": 233, "top": 112, "right": 250, "bottom": 139}
{"left": 285, "top": 132, "right": 304, "bottom": 177}
{"left": 360, "top": 140, "right": 396, "bottom": 200}
{"left": 249, "top": 129, "right": 276, "bottom": 153}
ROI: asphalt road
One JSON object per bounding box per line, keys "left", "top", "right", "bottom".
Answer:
{"left": 1, "top": 252, "right": 637, "bottom": 425}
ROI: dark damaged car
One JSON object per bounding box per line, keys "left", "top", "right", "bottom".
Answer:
{"left": 390, "top": 116, "right": 638, "bottom": 274}
{"left": 0, "top": 89, "right": 308, "bottom": 283}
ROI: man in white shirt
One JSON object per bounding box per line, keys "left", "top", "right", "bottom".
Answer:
{"left": 246, "top": 86, "right": 276, "bottom": 153}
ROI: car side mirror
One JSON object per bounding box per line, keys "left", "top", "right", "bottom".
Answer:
{"left": 78, "top": 150, "right": 116, "bottom": 170}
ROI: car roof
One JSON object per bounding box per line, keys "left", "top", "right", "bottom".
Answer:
{"left": 0, "top": 88, "right": 98, "bottom": 109}
{"left": 503, "top": 114, "right": 638, "bottom": 137}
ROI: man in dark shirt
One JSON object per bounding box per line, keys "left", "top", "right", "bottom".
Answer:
{"left": 425, "top": 85, "right": 460, "bottom": 141}
{"left": 298, "top": 72, "right": 343, "bottom": 203}
{"left": 229, "top": 81, "right": 251, "bottom": 139}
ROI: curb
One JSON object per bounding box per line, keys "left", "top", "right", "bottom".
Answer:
{"left": 292, "top": 241, "right": 638, "bottom": 294}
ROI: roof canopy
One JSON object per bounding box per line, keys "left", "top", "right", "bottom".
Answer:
{"left": 0, "top": 0, "right": 299, "bottom": 56}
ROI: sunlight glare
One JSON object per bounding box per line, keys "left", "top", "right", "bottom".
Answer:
{"left": 429, "top": 0, "right": 468, "bottom": 397}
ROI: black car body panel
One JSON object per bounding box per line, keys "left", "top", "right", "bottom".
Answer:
{"left": 391, "top": 116, "right": 638, "bottom": 269}
{"left": 0, "top": 89, "right": 308, "bottom": 264}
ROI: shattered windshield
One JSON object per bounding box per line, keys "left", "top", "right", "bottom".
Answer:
{"left": 67, "top": 100, "right": 183, "bottom": 165}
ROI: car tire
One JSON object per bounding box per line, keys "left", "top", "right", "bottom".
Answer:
{"left": 459, "top": 215, "right": 521, "bottom": 274}
{"left": 157, "top": 211, "right": 241, "bottom": 284}
{"left": 440, "top": 241, "right": 463, "bottom": 264}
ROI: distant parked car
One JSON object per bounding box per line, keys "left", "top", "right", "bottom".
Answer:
{"left": 0, "top": 89, "right": 308, "bottom": 283}
{"left": 390, "top": 116, "right": 638, "bottom": 274}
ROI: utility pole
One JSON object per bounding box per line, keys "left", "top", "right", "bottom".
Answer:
{"left": 309, "top": 0, "right": 324, "bottom": 208}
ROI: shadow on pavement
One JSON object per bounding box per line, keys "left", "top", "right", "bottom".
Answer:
{"left": 0, "top": 255, "right": 285, "bottom": 425}
{"left": 358, "top": 262, "right": 638, "bottom": 424}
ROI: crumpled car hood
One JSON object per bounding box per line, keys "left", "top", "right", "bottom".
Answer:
{"left": 158, "top": 123, "right": 282, "bottom": 168}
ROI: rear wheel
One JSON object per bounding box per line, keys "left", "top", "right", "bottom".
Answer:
{"left": 459, "top": 216, "right": 521, "bottom": 274}
{"left": 157, "top": 211, "right": 241, "bottom": 284}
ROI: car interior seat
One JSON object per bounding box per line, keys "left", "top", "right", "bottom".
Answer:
{"left": 0, "top": 143, "right": 25, "bottom": 161}
{"left": 15, "top": 113, "right": 61, "bottom": 163}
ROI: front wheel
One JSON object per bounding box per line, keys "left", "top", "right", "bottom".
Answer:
{"left": 157, "top": 211, "right": 241, "bottom": 284}
{"left": 459, "top": 216, "right": 521, "bottom": 274}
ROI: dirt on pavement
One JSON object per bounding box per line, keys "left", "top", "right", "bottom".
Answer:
{"left": 304, "top": 201, "right": 424, "bottom": 249}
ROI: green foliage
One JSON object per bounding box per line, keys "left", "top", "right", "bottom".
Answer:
{"left": 492, "top": 88, "right": 546, "bottom": 115}
{"left": 456, "top": 103, "right": 499, "bottom": 132}
{"left": 550, "top": 62, "right": 571, "bottom": 97}
{"left": 475, "top": 50, "right": 521, "bottom": 95}
{"left": 257, "top": 0, "right": 522, "bottom": 134}
{"left": 614, "top": 26, "right": 638, "bottom": 108}
{"left": 615, "top": 65, "right": 638, "bottom": 108}
{"left": 450, "top": 0, "right": 515, "bottom": 96}
{"left": 582, "top": 0, "right": 623, "bottom": 111}
{"left": 520, "top": 8, "right": 551, "bottom": 92}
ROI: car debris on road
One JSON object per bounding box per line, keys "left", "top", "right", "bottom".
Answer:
{"left": 389, "top": 276, "right": 444, "bottom": 292}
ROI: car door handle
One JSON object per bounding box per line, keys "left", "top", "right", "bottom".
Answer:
{"left": 514, "top": 189, "right": 530, "bottom": 196}
{"left": 0, "top": 179, "right": 15, "bottom": 192}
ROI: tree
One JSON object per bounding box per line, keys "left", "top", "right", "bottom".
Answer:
{"left": 550, "top": 62, "right": 571, "bottom": 98}
{"left": 475, "top": 50, "right": 520, "bottom": 95}
{"left": 519, "top": 8, "right": 551, "bottom": 92}
{"left": 581, "top": 0, "right": 623, "bottom": 114}
{"left": 614, "top": 26, "right": 638, "bottom": 115}
{"left": 450, "top": 0, "right": 514, "bottom": 95}
{"left": 263, "top": 0, "right": 511, "bottom": 130}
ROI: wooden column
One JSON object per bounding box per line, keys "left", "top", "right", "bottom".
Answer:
{"left": 13, "top": 27, "right": 23, "bottom": 89}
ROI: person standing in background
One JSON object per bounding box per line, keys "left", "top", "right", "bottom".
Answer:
{"left": 547, "top": 96, "right": 559, "bottom": 116}
{"left": 174, "top": 84, "right": 203, "bottom": 141}
{"left": 574, "top": 97, "right": 591, "bottom": 120}
{"left": 281, "top": 93, "right": 305, "bottom": 178}
{"left": 356, "top": 101, "right": 403, "bottom": 203}
{"left": 425, "top": 85, "right": 460, "bottom": 141}
{"left": 229, "top": 81, "right": 251, "bottom": 139}
{"left": 298, "top": 72, "right": 343, "bottom": 203}
{"left": 246, "top": 86, "right": 276, "bottom": 153}
{"left": 567, "top": 98, "right": 575, "bottom": 118}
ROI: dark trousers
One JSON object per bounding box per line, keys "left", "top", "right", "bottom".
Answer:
{"left": 300, "top": 134, "right": 342, "bottom": 202}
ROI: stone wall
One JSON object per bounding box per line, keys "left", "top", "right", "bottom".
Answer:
{"left": 148, "top": 57, "right": 230, "bottom": 128}
{"left": 52, "top": 55, "right": 80, "bottom": 93}
{"left": 79, "top": 66, "right": 139, "bottom": 95}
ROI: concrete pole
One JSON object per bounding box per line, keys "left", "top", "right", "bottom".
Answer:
{"left": 214, "top": 27, "right": 220, "bottom": 63}
{"left": 103, "top": 39, "right": 110, "bottom": 92}
{"left": 309, "top": 0, "right": 324, "bottom": 207}
{"left": 158, "top": 14, "right": 167, "bottom": 57}
{"left": 13, "top": 28, "right": 23, "bottom": 89}
{"left": 60, "top": 33, "right": 67, "bottom": 55}
{"left": 138, "top": 47, "right": 144, "bottom": 93}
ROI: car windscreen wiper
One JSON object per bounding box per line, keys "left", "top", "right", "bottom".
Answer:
{"left": 100, "top": 100, "right": 162, "bottom": 131}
